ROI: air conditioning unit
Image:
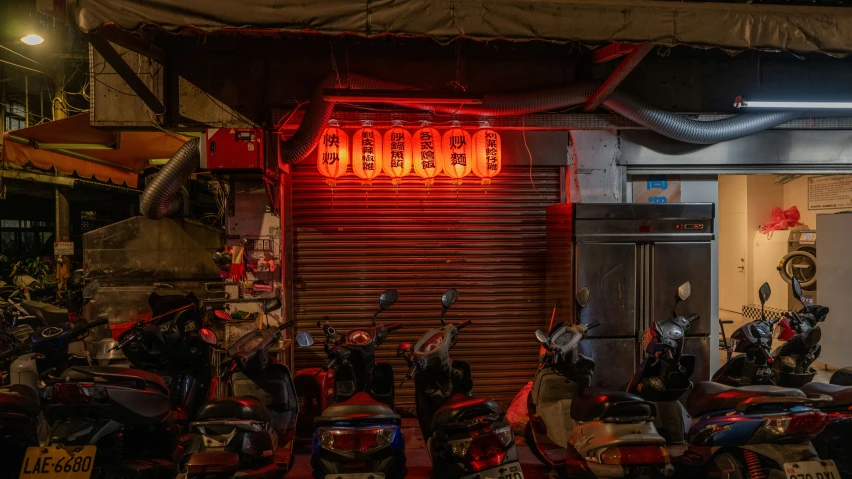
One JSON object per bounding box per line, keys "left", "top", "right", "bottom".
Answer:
{"left": 200, "top": 128, "right": 265, "bottom": 170}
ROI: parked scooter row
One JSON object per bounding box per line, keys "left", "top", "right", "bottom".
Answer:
{"left": 0, "top": 279, "right": 300, "bottom": 479}
{"left": 526, "top": 281, "right": 840, "bottom": 479}
{"left": 295, "top": 288, "right": 520, "bottom": 479}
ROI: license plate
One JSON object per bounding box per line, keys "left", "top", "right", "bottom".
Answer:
{"left": 461, "top": 462, "right": 524, "bottom": 479}
{"left": 19, "top": 445, "right": 96, "bottom": 479}
{"left": 783, "top": 460, "right": 840, "bottom": 479}
{"left": 325, "top": 474, "right": 385, "bottom": 479}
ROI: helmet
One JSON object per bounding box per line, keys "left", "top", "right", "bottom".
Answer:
{"left": 213, "top": 248, "right": 232, "bottom": 271}
{"left": 68, "top": 269, "right": 86, "bottom": 290}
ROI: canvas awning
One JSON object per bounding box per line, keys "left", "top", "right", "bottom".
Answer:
{"left": 1, "top": 114, "right": 188, "bottom": 187}
{"left": 66, "top": 0, "right": 852, "bottom": 56}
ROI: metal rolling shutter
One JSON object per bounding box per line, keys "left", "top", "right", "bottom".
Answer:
{"left": 290, "top": 165, "right": 561, "bottom": 406}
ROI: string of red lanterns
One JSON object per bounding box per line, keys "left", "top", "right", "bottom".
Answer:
{"left": 317, "top": 120, "right": 501, "bottom": 187}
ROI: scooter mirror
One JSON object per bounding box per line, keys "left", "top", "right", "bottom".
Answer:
{"left": 83, "top": 279, "right": 100, "bottom": 300}
{"left": 199, "top": 328, "right": 218, "bottom": 345}
{"left": 759, "top": 282, "right": 772, "bottom": 305}
{"left": 379, "top": 289, "right": 399, "bottom": 311}
{"left": 396, "top": 342, "right": 412, "bottom": 356}
{"left": 295, "top": 331, "right": 315, "bottom": 347}
{"left": 576, "top": 287, "right": 590, "bottom": 309}
{"left": 535, "top": 330, "right": 548, "bottom": 344}
{"left": 791, "top": 277, "right": 803, "bottom": 303}
{"left": 677, "top": 282, "right": 692, "bottom": 302}
{"left": 263, "top": 298, "right": 282, "bottom": 313}
{"left": 442, "top": 289, "right": 459, "bottom": 310}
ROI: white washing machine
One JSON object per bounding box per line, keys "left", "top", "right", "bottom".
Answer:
{"left": 753, "top": 231, "right": 790, "bottom": 311}
{"left": 778, "top": 230, "right": 818, "bottom": 309}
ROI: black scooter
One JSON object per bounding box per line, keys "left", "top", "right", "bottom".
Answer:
{"left": 627, "top": 281, "right": 699, "bottom": 444}
{"left": 398, "top": 289, "right": 520, "bottom": 479}
{"left": 178, "top": 298, "right": 299, "bottom": 479}
{"left": 713, "top": 282, "right": 780, "bottom": 386}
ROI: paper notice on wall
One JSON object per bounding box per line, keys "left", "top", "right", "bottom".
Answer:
{"left": 53, "top": 241, "right": 74, "bottom": 256}
{"left": 632, "top": 175, "right": 681, "bottom": 203}
{"left": 808, "top": 175, "right": 852, "bottom": 210}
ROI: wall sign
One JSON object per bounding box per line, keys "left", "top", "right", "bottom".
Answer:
{"left": 54, "top": 241, "right": 74, "bottom": 256}
{"left": 632, "top": 175, "right": 681, "bottom": 203}
{"left": 808, "top": 175, "right": 852, "bottom": 210}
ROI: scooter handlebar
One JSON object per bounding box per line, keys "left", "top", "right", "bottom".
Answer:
{"left": 278, "top": 320, "right": 295, "bottom": 331}
{"left": 386, "top": 323, "right": 403, "bottom": 332}
{"left": 87, "top": 317, "right": 109, "bottom": 329}
{"left": 586, "top": 321, "right": 601, "bottom": 330}
{"left": 456, "top": 319, "right": 472, "bottom": 330}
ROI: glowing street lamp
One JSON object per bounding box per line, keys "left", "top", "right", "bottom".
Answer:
{"left": 20, "top": 34, "right": 44, "bottom": 46}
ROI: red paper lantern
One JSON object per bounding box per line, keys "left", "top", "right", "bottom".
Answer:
{"left": 413, "top": 126, "right": 443, "bottom": 187}
{"left": 472, "top": 128, "right": 502, "bottom": 186}
{"left": 351, "top": 124, "right": 383, "bottom": 186}
{"left": 441, "top": 124, "right": 472, "bottom": 187}
{"left": 316, "top": 123, "right": 349, "bottom": 188}
{"left": 382, "top": 123, "right": 412, "bottom": 187}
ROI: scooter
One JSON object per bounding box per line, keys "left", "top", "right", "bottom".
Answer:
{"left": 295, "top": 290, "right": 401, "bottom": 436}
{"left": 528, "top": 287, "right": 671, "bottom": 479}
{"left": 114, "top": 284, "right": 219, "bottom": 428}
{"left": 297, "top": 290, "right": 406, "bottom": 479}
{"left": 681, "top": 379, "right": 836, "bottom": 478}
{"left": 399, "top": 288, "right": 520, "bottom": 479}
{"left": 627, "top": 281, "right": 699, "bottom": 445}
{"left": 3, "top": 281, "right": 182, "bottom": 479}
{"left": 178, "top": 298, "right": 299, "bottom": 479}
{"left": 772, "top": 277, "right": 827, "bottom": 388}
{"left": 712, "top": 282, "right": 780, "bottom": 386}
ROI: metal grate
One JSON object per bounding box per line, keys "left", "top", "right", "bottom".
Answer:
{"left": 290, "top": 165, "right": 562, "bottom": 405}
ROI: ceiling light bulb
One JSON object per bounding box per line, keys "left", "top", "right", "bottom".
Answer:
{"left": 21, "top": 34, "right": 44, "bottom": 46}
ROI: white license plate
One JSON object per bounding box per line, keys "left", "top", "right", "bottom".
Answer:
{"left": 325, "top": 474, "right": 385, "bottom": 479}
{"left": 783, "top": 460, "right": 840, "bottom": 479}
{"left": 462, "top": 463, "right": 524, "bottom": 479}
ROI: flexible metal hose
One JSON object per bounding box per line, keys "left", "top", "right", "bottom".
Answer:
{"left": 140, "top": 138, "right": 199, "bottom": 219}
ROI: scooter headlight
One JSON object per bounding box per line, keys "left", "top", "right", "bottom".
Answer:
{"left": 449, "top": 438, "right": 471, "bottom": 458}
{"left": 494, "top": 425, "right": 513, "bottom": 447}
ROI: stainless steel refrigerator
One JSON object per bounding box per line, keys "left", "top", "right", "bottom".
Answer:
{"left": 547, "top": 203, "right": 715, "bottom": 391}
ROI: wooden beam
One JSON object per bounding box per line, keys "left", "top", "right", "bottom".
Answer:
{"left": 96, "top": 25, "right": 167, "bottom": 63}
{"left": 584, "top": 43, "right": 654, "bottom": 113}
{"left": 593, "top": 43, "right": 635, "bottom": 63}
{"left": 88, "top": 34, "right": 166, "bottom": 115}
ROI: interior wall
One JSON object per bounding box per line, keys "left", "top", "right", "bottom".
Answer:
{"left": 745, "top": 176, "right": 785, "bottom": 305}
{"left": 718, "top": 175, "right": 747, "bottom": 312}
{"left": 782, "top": 176, "right": 852, "bottom": 229}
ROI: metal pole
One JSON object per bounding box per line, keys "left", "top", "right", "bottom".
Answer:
{"left": 24, "top": 75, "right": 29, "bottom": 127}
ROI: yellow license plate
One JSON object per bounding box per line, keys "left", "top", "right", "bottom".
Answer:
{"left": 19, "top": 445, "right": 96, "bottom": 479}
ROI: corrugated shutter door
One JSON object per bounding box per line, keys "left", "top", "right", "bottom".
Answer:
{"left": 291, "top": 165, "right": 561, "bottom": 405}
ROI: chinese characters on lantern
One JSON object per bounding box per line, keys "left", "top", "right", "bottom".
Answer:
{"left": 317, "top": 123, "right": 499, "bottom": 188}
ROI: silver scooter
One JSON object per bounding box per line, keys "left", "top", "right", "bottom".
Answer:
{"left": 527, "top": 287, "right": 673, "bottom": 478}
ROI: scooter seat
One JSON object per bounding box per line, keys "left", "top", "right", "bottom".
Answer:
{"left": 802, "top": 382, "right": 852, "bottom": 408}
{"left": 687, "top": 381, "right": 805, "bottom": 417}
{"left": 0, "top": 384, "right": 40, "bottom": 415}
{"left": 316, "top": 392, "right": 399, "bottom": 422}
{"left": 63, "top": 366, "right": 169, "bottom": 393}
{"left": 430, "top": 393, "right": 501, "bottom": 432}
{"left": 570, "top": 387, "right": 653, "bottom": 422}
{"left": 21, "top": 300, "right": 69, "bottom": 325}
{"left": 197, "top": 396, "right": 272, "bottom": 422}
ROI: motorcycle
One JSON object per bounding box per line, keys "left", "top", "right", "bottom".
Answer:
{"left": 712, "top": 282, "right": 780, "bottom": 386}
{"left": 114, "top": 284, "right": 219, "bottom": 428}
{"left": 399, "top": 288, "right": 520, "bottom": 479}
{"left": 528, "top": 287, "right": 672, "bottom": 479}
{"left": 627, "top": 281, "right": 699, "bottom": 445}
{"left": 178, "top": 298, "right": 299, "bottom": 479}
{"left": 297, "top": 289, "right": 406, "bottom": 479}
{"left": 772, "top": 277, "right": 827, "bottom": 388}
{"left": 681, "top": 379, "right": 836, "bottom": 478}
{"left": 0, "top": 281, "right": 102, "bottom": 478}
{"left": 2, "top": 281, "right": 184, "bottom": 479}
